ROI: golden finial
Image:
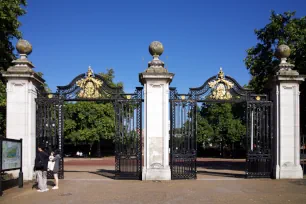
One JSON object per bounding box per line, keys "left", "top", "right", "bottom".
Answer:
{"left": 87, "top": 66, "right": 93, "bottom": 77}
{"left": 218, "top": 67, "right": 225, "bottom": 79}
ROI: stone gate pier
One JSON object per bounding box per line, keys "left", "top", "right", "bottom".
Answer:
{"left": 3, "top": 40, "right": 45, "bottom": 180}
{"left": 270, "top": 45, "right": 304, "bottom": 179}
{"left": 139, "top": 41, "right": 174, "bottom": 180}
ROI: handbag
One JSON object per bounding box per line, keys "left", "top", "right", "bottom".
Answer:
{"left": 48, "top": 161, "right": 55, "bottom": 171}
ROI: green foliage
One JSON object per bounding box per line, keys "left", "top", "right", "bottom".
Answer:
{"left": 196, "top": 113, "right": 214, "bottom": 143}
{"left": 198, "top": 103, "right": 246, "bottom": 145}
{"left": 0, "top": 0, "right": 27, "bottom": 71}
{"left": 36, "top": 72, "right": 51, "bottom": 93}
{"left": 245, "top": 11, "right": 306, "bottom": 134}
{"left": 0, "top": 0, "right": 27, "bottom": 137}
{"left": 64, "top": 102, "right": 115, "bottom": 146}
{"left": 98, "top": 68, "right": 123, "bottom": 88}
{"left": 64, "top": 69, "right": 124, "bottom": 148}
{"left": 245, "top": 11, "right": 306, "bottom": 92}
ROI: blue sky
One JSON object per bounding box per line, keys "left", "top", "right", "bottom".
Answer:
{"left": 18, "top": 0, "right": 306, "bottom": 94}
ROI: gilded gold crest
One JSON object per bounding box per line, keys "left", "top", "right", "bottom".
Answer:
{"left": 76, "top": 66, "right": 103, "bottom": 98}
{"left": 208, "top": 68, "right": 234, "bottom": 100}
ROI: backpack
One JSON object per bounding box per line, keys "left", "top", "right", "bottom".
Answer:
{"left": 35, "top": 153, "right": 44, "bottom": 170}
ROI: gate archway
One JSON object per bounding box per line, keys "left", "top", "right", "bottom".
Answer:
{"left": 36, "top": 67, "right": 143, "bottom": 180}
{"left": 169, "top": 68, "right": 273, "bottom": 179}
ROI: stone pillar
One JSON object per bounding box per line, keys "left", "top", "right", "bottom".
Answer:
{"left": 139, "top": 41, "right": 174, "bottom": 180}
{"left": 2, "top": 40, "right": 45, "bottom": 180}
{"left": 270, "top": 45, "right": 304, "bottom": 179}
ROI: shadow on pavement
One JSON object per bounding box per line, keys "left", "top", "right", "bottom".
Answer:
{"left": 196, "top": 159, "right": 246, "bottom": 178}
{"left": 64, "top": 169, "right": 116, "bottom": 180}
{"left": 197, "top": 160, "right": 246, "bottom": 171}
{"left": 90, "top": 169, "right": 116, "bottom": 179}
{"left": 197, "top": 170, "right": 245, "bottom": 178}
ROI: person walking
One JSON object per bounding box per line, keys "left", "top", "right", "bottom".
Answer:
{"left": 34, "top": 146, "right": 49, "bottom": 192}
{"left": 51, "top": 150, "right": 61, "bottom": 190}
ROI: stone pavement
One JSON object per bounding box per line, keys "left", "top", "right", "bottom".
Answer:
{"left": 1, "top": 176, "right": 306, "bottom": 204}
{"left": 1, "top": 158, "right": 306, "bottom": 203}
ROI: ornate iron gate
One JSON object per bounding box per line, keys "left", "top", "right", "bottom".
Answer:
{"left": 169, "top": 68, "right": 274, "bottom": 179}
{"left": 170, "top": 99, "right": 197, "bottom": 179}
{"left": 246, "top": 101, "right": 273, "bottom": 178}
{"left": 114, "top": 95, "right": 142, "bottom": 179}
{"left": 36, "top": 67, "right": 142, "bottom": 180}
{"left": 36, "top": 95, "right": 64, "bottom": 179}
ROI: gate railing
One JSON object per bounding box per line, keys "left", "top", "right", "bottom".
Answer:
{"left": 245, "top": 101, "right": 273, "bottom": 178}
{"left": 170, "top": 99, "right": 197, "bottom": 180}
{"left": 169, "top": 78, "right": 274, "bottom": 180}
{"left": 36, "top": 86, "right": 143, "bottom": 180}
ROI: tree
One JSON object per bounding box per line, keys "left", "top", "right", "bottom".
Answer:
{"left": 244, "top": 11, "right": 306, "bottom": 135}
{"left": 64, "top": 102, "right": 115, "bottom": 151}
{"left": 196, "top": 113, "right": 214, "bottom": 144}
{"left": 98, "top": 68, "right": 123, "bottom": 88}
{"left": 0, "top": 0, "right": 27, "bottom": 71}
{"left": 0, "top": 0, "right": 27, "bottom": 137}
{"left": 64, "top": 69, "right": 123, "bottom": 157}
{"left": 199, "top": 103, "right": 246, "bottom": 157}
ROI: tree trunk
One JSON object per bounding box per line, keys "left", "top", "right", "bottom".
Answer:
{"left": 96, "top": 140, "right": 101, "bottom": 157}
{"left": 89, "top": 144, "right": 92, "bottom": 158}
{"left": 220, "top": 141, "right": 224, "bottom": 158}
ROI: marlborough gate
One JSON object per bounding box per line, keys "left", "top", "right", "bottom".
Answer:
{"left": 4, "top": 38, "right": 305, "bottom": 182}
{"left": 36, "top": 67, "right": 143, "bottom": 179}
{"left": 4, "top": 40, "right": 303, "bottom": 181}
{"left": 169, "top": 68, "right": 273, "bottom": 179}
{"left": 36, "top": 67, "right": 274, "bottom": 180}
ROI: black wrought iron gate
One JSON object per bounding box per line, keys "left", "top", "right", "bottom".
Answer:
{"left": 36, "top": 96, "right": 64, "bottom": 179}
{"left": 169, "top": 69, "right": 274, "bottom": 179}
{"left": 245, "top": 101, "right": 273, "bottom": 178}
{"left": 36, "top": 68, "right": 142, "bottom": 180}
{"left": 114, "top": 96, "right": 142, "bottom": 179}
{"left": 170, "top": 99, "right": 197, "bottom": 179}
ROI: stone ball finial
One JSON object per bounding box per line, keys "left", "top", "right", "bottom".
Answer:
{"left": 16, "top": 39, "right": 32, "bottom": 55}
{"left": 275, "top": 44, "right": 291, "bottom": 59}
{"left": 149, "top": 41, "right": 164, "bottom": 56}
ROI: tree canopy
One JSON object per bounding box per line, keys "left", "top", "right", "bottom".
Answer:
{"left": 64, "top": 69, "right": 123, "bottom": 156}
{"left": 64, "top": 102, "right": 115, "bottom": 146}
{"left": 0, "top": 0, "right": 27, "bottom": 137}
{"left": 244, "top": 11, "right": 306, "bottom": 134}
{"left": 0, "top": 0, "right": 27, "bottom": 71}
{"left": 199, "top": 103, "right": 246, "bottom": 145}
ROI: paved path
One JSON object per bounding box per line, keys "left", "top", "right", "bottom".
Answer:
{"left": 1, "top": 158, "right": 305, "bottom": 203}
{"left": 1, "top": 177, "right": 306, "bottom": 204}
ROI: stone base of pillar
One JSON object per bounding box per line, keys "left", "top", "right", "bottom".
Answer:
{"left": 279, "top": 165, "right": 303, "bottom": 179}
{"left": 142, "top": 167, "right": 171, "bottom": 180}
{"left": 273, "top": 165, "right": 280, "bottom": 179}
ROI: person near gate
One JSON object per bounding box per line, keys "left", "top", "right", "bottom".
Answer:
{"left": 34, "top": 146, "right": 49, "bottom": 192}
{"left": 50, "top": 150, "right": 61, "bottom": 190}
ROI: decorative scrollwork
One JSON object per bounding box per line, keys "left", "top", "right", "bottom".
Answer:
{"left": 208, "top": 68, "right": 234, "bottom": 100}
{"left": 169, "top": 68, "right": 269, "bottom": 102}
{"left": 76, "top": 66, "right": 103, "bottom": 98}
